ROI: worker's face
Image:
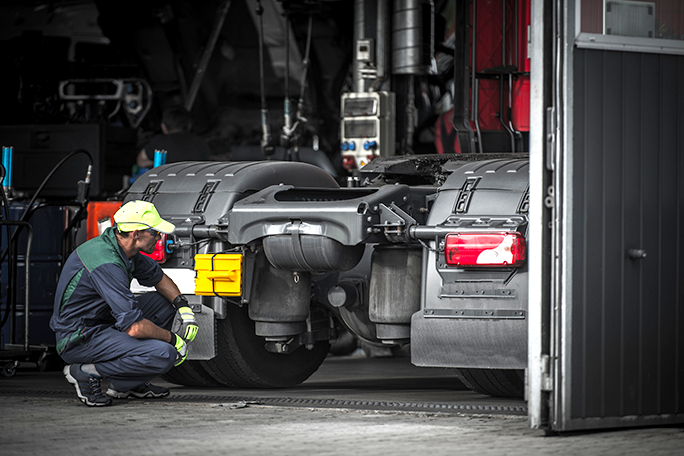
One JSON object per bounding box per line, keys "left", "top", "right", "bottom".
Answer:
{"left": 138, "top": 228, "right": 161, "bottom": 254}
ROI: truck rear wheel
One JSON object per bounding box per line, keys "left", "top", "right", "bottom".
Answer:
{"left": 454, "top": 368, "right": 525, "bottom": 398}
{"left": 161, "top": 360, "right": 223, "bottom": 387}
{"left": 200, "top": 302, "right": 330, "bottom": 388}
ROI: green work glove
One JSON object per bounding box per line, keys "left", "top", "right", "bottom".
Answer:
{"left": 170, "top": 333, "right": 188, "bottom": 366}
{"left": 178, "top": 306, "right": 199, "bottom": 342}
{"left": 172, "top": 295, "right": 199, "bottom": 342}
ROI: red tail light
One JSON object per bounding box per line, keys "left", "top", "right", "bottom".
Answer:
{"left": 141, "top": 234, "right": 168, "bottom": 263}
{"left": 445, "top": 232, "right": 526, "bottom": 267}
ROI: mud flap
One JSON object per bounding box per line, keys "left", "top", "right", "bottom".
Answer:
{"left": 185, "top": 298, "right": 216, "bottom": 361}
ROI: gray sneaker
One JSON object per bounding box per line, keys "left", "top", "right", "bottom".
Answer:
{"left": 63, "top": 364, "right": 113, "bottom": 407}
{"left": 106, "top": 382, "right": 170, "bottom": 399}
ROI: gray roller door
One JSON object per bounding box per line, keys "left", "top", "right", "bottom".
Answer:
{"left": 528, "top": 0, "right": 684, "bottom": 432}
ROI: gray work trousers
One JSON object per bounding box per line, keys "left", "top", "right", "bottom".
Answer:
{"left": 59, "top": 292, "right": 176, "bottom": 392}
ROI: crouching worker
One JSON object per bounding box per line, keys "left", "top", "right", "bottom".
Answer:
{"left": 50, "top": 200, "right": 199, "bottom": 407}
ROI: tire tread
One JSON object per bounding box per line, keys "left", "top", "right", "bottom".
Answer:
{"left": 454, "top": 368, "right": 525, "bottom": 398}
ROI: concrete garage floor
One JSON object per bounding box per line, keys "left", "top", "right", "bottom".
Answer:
{"left": 1, "top": 354, "right": 683, "bottom": 456}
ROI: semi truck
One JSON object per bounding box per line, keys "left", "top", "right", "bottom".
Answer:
{"left": 2, "top": 0, "right": 533, "bottom": 396}
{"left": 125, "top": 153, "right": 529, "bottom": 398}
{"left": 118, "top": 0, "right": 533, "bottom": 398}
{"left": 4, "top": 0, "right": 684, "bottom": 432}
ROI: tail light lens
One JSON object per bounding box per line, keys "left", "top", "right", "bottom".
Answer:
{"left": 445, "top": 232, "right": 526, "bottom": 267}
{"left": 141, "top": 234, "right": 168, "bottom": 263}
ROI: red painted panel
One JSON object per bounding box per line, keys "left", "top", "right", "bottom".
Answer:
{"left": 518, "top": 0, "right": 530, "bottom": 72}
{"left": 472, "top": 0, "right": 530, "bottom": 132}
{"left": 86, "top": 201, "right": 122, "bottom": 240}
{"left": 512, "top": 75, "right": 530, "bottom": 131}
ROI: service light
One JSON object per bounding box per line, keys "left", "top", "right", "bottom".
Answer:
{"left": 141, "top": 234, "right": 169, "bottom": 264}
{"left": 444, "top": 232, "right": 526, "bottom": 267}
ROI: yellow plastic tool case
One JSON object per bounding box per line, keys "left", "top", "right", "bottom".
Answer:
{"left": 194, "top": 254, "right": 242, "bottom": 296}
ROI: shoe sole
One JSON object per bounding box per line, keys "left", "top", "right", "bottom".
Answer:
{"left": 63, "top": 365, "right": 112, "bottom": 407}
{"left": 106, "top": 389, "right": 170, "bottom": 399}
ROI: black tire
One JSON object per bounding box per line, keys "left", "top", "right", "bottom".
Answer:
{"left": 200, "top": 303, "right": 330, "bottom": 388}
{"left": 328, "top": 326, "right": 358, "bottom": 356}
{"left": 161, "top": 360, "right": 223, "bottom": 387}
{"left": 454, "top": 368, "right": 525, "bottom": 398}
{"left": 2, "top": 362, "right": 17, "bottom": 377}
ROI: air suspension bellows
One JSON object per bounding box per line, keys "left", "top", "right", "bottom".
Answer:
{"left": 368, "top": 245, "right": 422, "bottom": 342}
{"left": 263, "top": 234, "right": 364, "bottom": 272}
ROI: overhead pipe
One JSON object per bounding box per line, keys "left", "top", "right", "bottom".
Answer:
{"left": 255, "top": 0, "right": 274, "bottom": 155}
{"left": 471, "top": 1, "right": 483, "bottom": 152}
{"left": 185, "top": 0, "right": 232, "bottom": 111}
{"left": 392, "top": 0, "right": 433, "bottom": 75}
{"left": 375, "top": 0, "right": 389, "bottom": 82}
{"left": 452, "top": 0, "right": 476, "bottom": 153}
{"left": 353, "top": 0, "right": 366, "bottom": 92}
{"left": 497, "top": 0, "right": 519, "bottom": 153}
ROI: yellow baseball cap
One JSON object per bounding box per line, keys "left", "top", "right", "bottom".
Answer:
{"left": 114, "top": 200, "right": 175, "bottom": 234}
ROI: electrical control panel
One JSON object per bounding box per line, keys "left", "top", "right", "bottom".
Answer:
{"left": 340, "top": 91, "right": 395, "bottom": 171}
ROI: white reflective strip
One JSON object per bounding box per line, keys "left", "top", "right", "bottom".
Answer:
{"left": 130, "top": 268, "right": 196, "bottom": 295}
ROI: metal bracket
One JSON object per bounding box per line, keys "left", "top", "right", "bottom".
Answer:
{"left": 376, "top": 202, "right": 417, "bottom": 243}
{"left": 439, "top": 287, "right": 518, "bottom": 299}
{"left": 424, "top": 308, "right": 525, "bottom": 319}
{"left": 545, "top": 107, "right": 556, "bottom": 172}
{"left": 240, "top": 247, "right": 257, "bottom": 305}
{"left": 264, "top": 326, "right": 337, "bottom": 354}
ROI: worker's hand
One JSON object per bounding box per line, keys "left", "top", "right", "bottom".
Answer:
{"left": 177, "top": 306, "right": 199, "bottom": 342}
{"left": 170, "top": 333, "right": 188, "bottom": 366}
{"left": 172, "top": 295, "right": 199, "bottom": 342}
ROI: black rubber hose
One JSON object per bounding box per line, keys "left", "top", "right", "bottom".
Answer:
{"left": 0, "top": 148, "right": 93, "bottom": 265}
{"left": 0, "top": 164, "right": 13, "bottom": 329}
{"left": 256, "top": 0, "right": 273, "bottom": 156}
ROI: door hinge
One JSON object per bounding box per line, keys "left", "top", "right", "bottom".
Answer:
{"left": 541, "top": 354, "right": 553, "bottom": 392}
